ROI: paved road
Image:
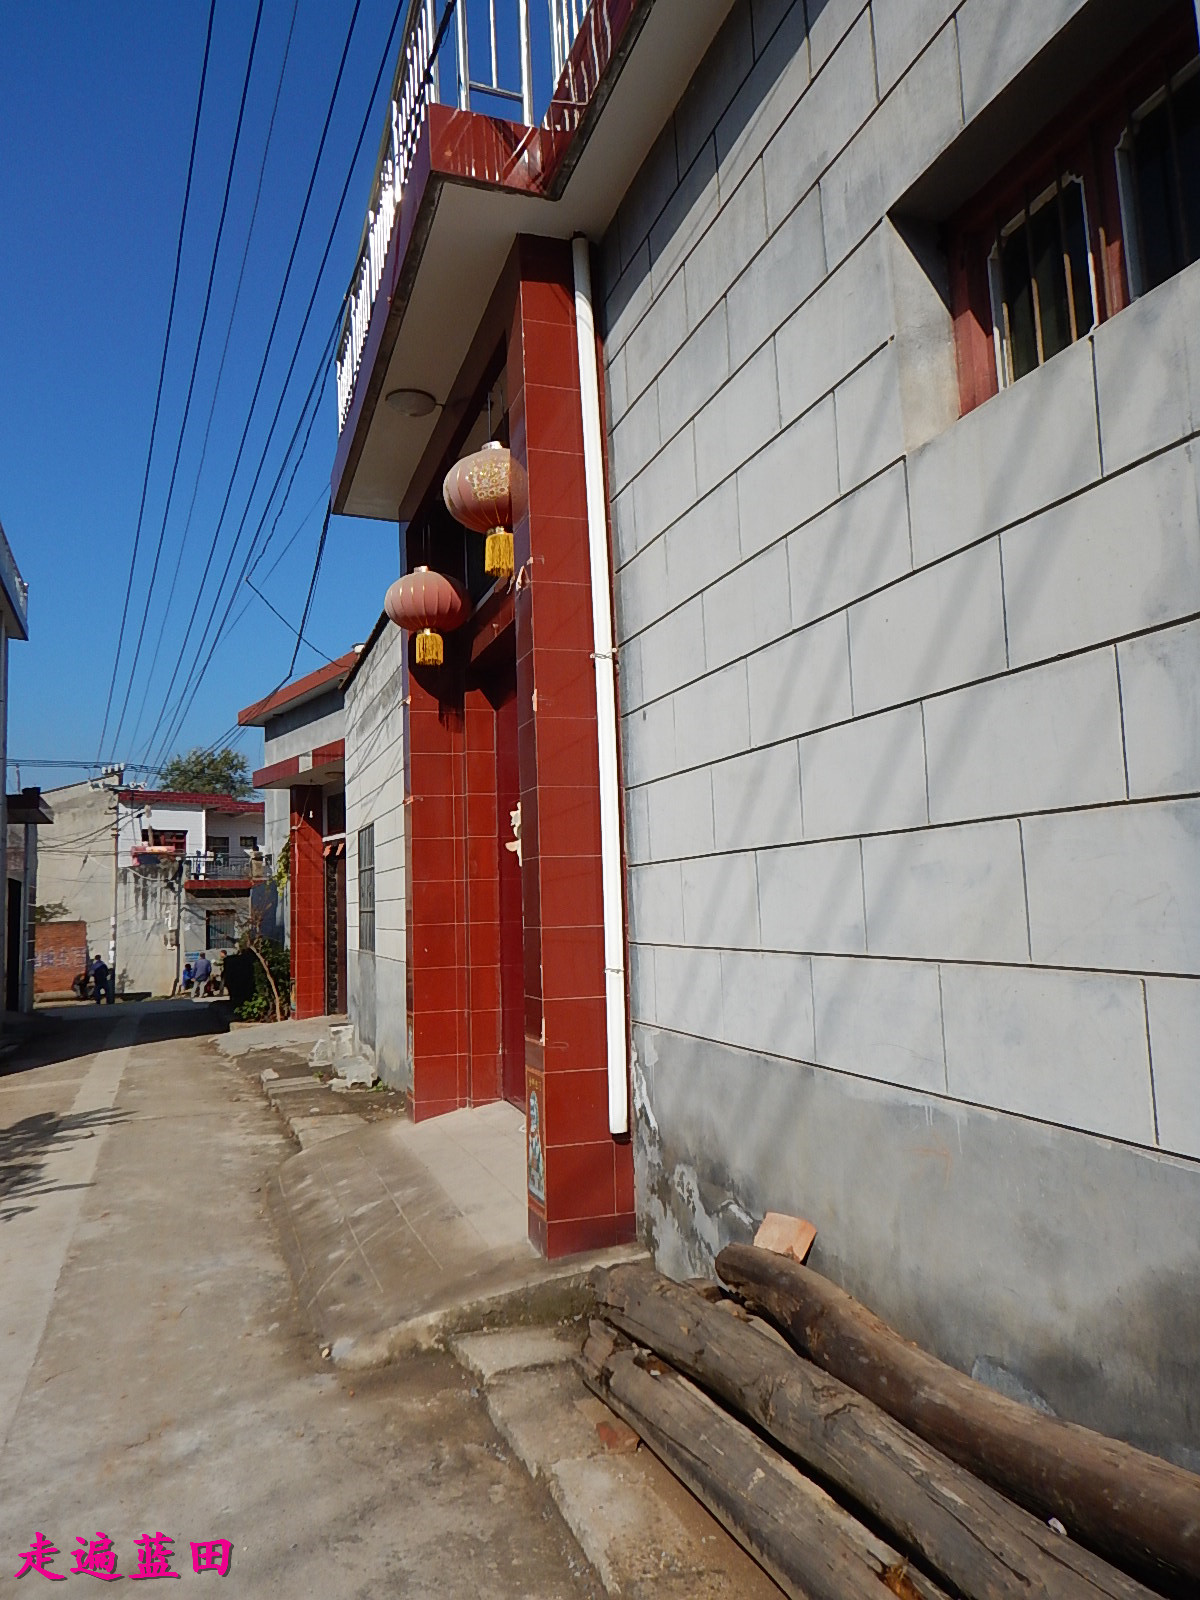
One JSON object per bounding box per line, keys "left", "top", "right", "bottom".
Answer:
{"left": 0, "top": 1003, "right": 602, "bottom": 1597}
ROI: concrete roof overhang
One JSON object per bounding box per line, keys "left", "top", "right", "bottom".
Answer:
{"left": 333, "top": 0, "right": 737, "bottom": 522}
{"left": 7, "top": 790, "right": 53, "bottom": 825}
{"left": 252, "top": 738, "right": 346, "bottom": 793}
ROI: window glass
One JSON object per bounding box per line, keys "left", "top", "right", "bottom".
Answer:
{"left": 358, "top": 824, "right": 375, "bottom": 954}
{"left": 1179, "top": 66, "right": 1200, "bottom": 254}
{"left": 208, "top": 835, "right": 229, "bottom": 859}
{"left": 1127, "top": 63, "right": 1200, "bottom": 293}
{"left": 239, "top": 835, "right": 259, "bottom": 851}
{"left": 206, "top": 910, "right": 238, "bottom": 948}
{"left": 1061, "top": 184, "right": 1096, "bottom": 339}
{"left": 991, "top": 177, "right": 1095, "bottom": 384}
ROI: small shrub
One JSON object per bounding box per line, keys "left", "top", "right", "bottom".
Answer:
{"left": 232, "top": 936, "right": 290, "bottom": 1023}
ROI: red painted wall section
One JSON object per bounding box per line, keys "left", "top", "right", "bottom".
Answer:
{"left": 289, "top": 785, "right": 326, "bottom": 1019}
{"left": 507, "top": 236, "right": 635, "bottom": 1259}
{"left": 406, "top": 677, "right": 469, "bottom": 1121}
{"left": 464, "top": 689, "right": 502, "bottom": 1105}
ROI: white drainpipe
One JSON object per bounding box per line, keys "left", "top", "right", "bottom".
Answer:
{"left": 572, "top": 234, "right": 629, "bottom": 1137}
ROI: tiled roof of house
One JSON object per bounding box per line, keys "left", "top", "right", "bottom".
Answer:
{"left": 118, "top": 789, "right": 265, "bottom": 814}
{"left": 237, "top": 650, "right": 360, "bottom": 727}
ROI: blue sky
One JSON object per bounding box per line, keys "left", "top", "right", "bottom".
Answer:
{"left": 0, "top": 1, "right": 409, "bottom": 793}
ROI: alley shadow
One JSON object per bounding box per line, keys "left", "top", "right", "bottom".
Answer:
{"left": 0, "top": 1102, "right": 129, "bottom": 1224}
{"left": 0, "top": 1000, "right": 231, "bottom": 1079}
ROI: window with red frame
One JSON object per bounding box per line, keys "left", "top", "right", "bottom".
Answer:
{"left": 949, "top": 3, "right": 1200, "bottom": 413}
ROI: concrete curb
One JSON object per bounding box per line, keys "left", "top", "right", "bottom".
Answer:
{"left": 318, "top": 1253, "right": 643, "bottom": 1371}
{"left": 450, "top": 1326, "right": 786, "bottom": 1597}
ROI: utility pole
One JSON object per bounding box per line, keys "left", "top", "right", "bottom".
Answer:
{"left": 95, "top": 764, "right": 124, "bottom": 981}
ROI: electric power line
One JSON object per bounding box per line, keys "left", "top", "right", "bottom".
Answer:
{"left": 287, "top": 502, "right": 331, "bottom": 678}
{"left": 96, "top": 0, "right": 218, "bottom": 763}
{"left": 141, "top": 0, "right": 407, "bottom": 769}
{"left": 244, "top": 577, "right": 335, "bottom": 663}
{"left": 142, "top": 316, "right": 339, "bottom": 766}
{"left": 134, "top": 0, "right": 371, "bottom": 767}
{"left": 107, "top": 0, "right": 267, "bottom": 756}
{"left": 150, "top": 483, "right": 328, "bottom": 769}
{"left": 127, "top": 0, "right": 303, "bottom": 751}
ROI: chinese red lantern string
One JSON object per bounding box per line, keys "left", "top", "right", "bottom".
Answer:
{"left": 443, "top": 441, "right": 514, "bottom": 580}
{"left": 383, "top": 566, "right": 471, "bottom": 667}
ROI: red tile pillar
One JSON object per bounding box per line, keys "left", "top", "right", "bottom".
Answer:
{"left": 507, "top": 236, "right": 635, "bottom": 1258}
{"left": 405, "top": 671, "right": 468, "bottom": 1120}
{"left": 289, "top": 785, "right": 325, "bottom": 1018}
{"left": 463, "top": 688, "right": 502, "bottom": 1105}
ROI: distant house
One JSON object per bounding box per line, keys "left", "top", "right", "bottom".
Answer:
{"left": 36, "top": 783, "right": 266, "bottom": 995}
{"left": 238, "top": 651, "right": 357, "bottom": 1018}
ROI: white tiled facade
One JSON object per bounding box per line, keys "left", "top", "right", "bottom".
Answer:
{"left": 344, "top": 622, "right": 409, "bottom": 1089}
{"left": 601, "top": 0, "right": 1200, "bottom": 1452}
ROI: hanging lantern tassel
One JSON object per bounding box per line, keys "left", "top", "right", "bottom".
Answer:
{"left": 484, "top": 526, "right": 514, "bottom": 579}
{"left": 384, "top": 568, "right": 471, "bottom": 671}
{"left": 415, "top": 628, "right": 444, "bottom": 667}
{"left": 445, "top": 444, "right": 516, "bottom": 583}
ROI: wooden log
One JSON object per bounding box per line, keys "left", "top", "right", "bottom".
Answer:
{"left": 595, "top": 1264, "right": 1155, "bottom": 1600}
{"left": 716, "top": 1243, "right": 1200, "bottom": 1589}
{"left": 580, "top": 1325, "right": 949, "bottom": 1600}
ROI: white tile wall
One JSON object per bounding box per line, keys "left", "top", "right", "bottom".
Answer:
{"left": 940, "top": 963, "right": 1154, "bottom": 1141}
{"left": 1146, "top": 976, "right": 1200, "bottom": 1159}
{"left": 812, "top": 954, "right": 946, "bottom": 1091}
{"left": 601, "top": 0, "right": 1200, "bottom": 1160}
{"left": 862, "top": 820, "right": 1029, "bottom": 962}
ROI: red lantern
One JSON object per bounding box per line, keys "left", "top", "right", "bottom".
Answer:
{"left": 384, "top": 566, "right": 471, "bottom": 666}
{"left": 443, "top": 442, "right": 514, "bottom": 580}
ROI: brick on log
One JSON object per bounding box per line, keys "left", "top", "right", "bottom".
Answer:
{"left": 716, "top": 1243, "right": 1200, "bottom": 1591}
{"left": 595, "top": 1263, "right": 1156, "bottom": 1600}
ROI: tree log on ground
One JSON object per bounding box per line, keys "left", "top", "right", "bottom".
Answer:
{"left": 580, "top": 1322, "right": 949, "bottom": 1600}
{"left": 595, "top": 1263, "right": 1155, "bottom": 1600}
{"left": 716, "top": 1243, "right": 1200, "bottom": 1590}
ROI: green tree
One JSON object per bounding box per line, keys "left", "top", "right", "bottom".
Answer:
{"left": 32, "top": 901, "right": 71, "bottom": 923}
{"left": 159, "top": 747, "right": 253, "bottom": 798}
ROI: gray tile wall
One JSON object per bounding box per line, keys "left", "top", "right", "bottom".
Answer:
{"left": 600, "top": 0, "right": 1200, "bottom": 1209}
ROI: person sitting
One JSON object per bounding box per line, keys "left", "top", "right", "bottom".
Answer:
{"left": 180, "top": 960, "right": 195, "bottom": 994}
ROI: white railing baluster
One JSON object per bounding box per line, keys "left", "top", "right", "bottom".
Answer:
{"left": 519, "top": 0, "right": 533, "bottom": 125}
{"left": 455, "top": 0, "right": 470, "bottom": 110}
{"left": 336, "top": 0, "right": 598, "bottom": 433}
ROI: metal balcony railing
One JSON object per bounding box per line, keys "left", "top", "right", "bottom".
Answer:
{"left": 0, "top": 517, "right": 29, "bottom": 634}
{"left": 335, "top": 0, "right": 592, "bottom": 433}
{"left": 184, "top": 853, "right": 273, "bottom": 883}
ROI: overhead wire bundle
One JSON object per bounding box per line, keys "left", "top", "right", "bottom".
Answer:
{"left": 97, "top": 0, "right": 408, "bottom": 778}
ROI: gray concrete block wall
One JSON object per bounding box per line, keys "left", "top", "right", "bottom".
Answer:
{"left": 344, "top": 623, "right": 409, "bottom": 1089}
{"left": 601, "top": 0, "right": 1200, "bottom": 1451}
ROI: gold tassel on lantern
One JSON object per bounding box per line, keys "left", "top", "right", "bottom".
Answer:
{"left": 415, "top": 628, "right": 444, "bottom": 667}
{"left": 484, "top": 527, "right": 514, "bottom": 579}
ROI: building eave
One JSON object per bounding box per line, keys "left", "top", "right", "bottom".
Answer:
{"left": 331, "top": 0, "right": 736, "bottom": 522}
{"left": 252, "top": 738, "right": 346, "bottom": 792}
{"left": 237, "top": 650, "right": 360, "bottom": 727}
